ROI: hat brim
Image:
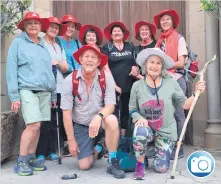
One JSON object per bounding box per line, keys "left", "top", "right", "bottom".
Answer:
{"left": 73, "top": 45, "right": 108, "bottom": 68}
{"left": 41, "top": 22, "right": 67, "bottom": 36}
{"left": 135, "top": 21, "right": 156, "bottom": 41}
{"left": 79, "top": 25, "right": 103, "bottom": 45}
{"left": 136, "top": 48, "right": 174, "bottom": 70}
{"left": 104, "top": 21, "right": 130, "bottom": 41}
{"left": 61, "top": 21, "right": 82, "bottom": 31}
{"left": 17, "top": 18, "right": 50, "bottom": 32}
{"left": 154, "top": 10, "right": 179, "bottom": 29}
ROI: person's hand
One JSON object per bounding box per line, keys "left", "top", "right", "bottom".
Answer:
{"left": 195, "top": 80, "right": 206, "bottom": 95}
{"left": 135, "top": 117, "right": 149, "bottom": 127}
{"left": 11, "top": 101, "right": 21, "bottom": 113}
{"left": 68, "top": 139, "right": 78, "bottom": 157}
{"left": 51, "top": 101, "right": 56, "bottom": 108}
{"left": 129, "top": 66, "right": 138, "bottom": 77}
{"left": 89, "top": 115, "right": 102, "bottom": 138}
{"left": 115, "top": 85, "right": 122, "bottom": 94}
{"left": 52, "top": 60, "right": 59, "bottom": 66}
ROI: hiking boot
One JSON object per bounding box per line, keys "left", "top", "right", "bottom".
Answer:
{"left": 29, "top": 158, "right": 47, "bottom": 171}
{"left": 133, "top": 162, "right": 145, "bottom": 180}
{"left": 106, "top": 158, "right": 125, "bottom": 179}
{"left": 47, "top": 153, "right": 59, "bottom": 161}
{"left": 170, "top": 145, "right": 184, "bottom": 160}
{"left": 63, "top": 144, "right": 72, "bottom": 157}
{"left": 37, "top": 155, "right": 45, "bottom": 164}
{"left": 14, "top": 161, "right": 33, "bottom": 176}
{"left": 96, "top": 137, "right": 106, "bottom": 160}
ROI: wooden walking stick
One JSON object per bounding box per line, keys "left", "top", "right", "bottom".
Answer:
{"left": 170, "top": 55, "right": 217, "bottom": 179}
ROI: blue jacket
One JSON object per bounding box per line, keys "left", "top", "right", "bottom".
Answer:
{"left": 58, "top": 37, "right": 81, "bottom": 72}
{"left": 6, "top": 32, "right": 56, "bottom": 102}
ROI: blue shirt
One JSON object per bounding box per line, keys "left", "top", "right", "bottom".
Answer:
{"left": 58, "top": 37, "right": 81, "bottom": 72}
{"left": 6, "top": 32, "right": 56, "bottom": 102}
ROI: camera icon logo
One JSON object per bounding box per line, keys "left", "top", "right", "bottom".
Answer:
{"left": 187, "top": 151, "right": 215, "bottom": 178}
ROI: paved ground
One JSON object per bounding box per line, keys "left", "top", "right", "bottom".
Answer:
{"left": 1, "top": 146, "right": 221, "bottom": 184}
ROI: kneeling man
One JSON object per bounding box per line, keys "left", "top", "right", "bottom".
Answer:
{"left": 61, "top": 45, "right": 125, "bottom": 179}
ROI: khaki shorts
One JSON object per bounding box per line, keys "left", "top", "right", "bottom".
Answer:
{"left": 19, "top": 89, "right": 51, "bottom": 124}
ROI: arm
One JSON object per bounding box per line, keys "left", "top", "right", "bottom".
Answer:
{"left": 172, "top": 37, "right": 188, "bottom": 69}
{"left": 60, "top": 75, "right": 75, "bottom": 141}
{"left": 6, "top": 40, "right": 20, "bottom": 102}
{"left": 129, "top": 82, "right": 142, "bottom": 123}
{"left": 63, "top": 109, "right": 75, "bottom": 141}
{"left": 182, "top": 81, "right": 206, "bottom": 109}
{"left": 57, "top": 48, "right": 68, "bottom": 73}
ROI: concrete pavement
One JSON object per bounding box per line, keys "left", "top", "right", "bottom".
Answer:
{"left": 1, "top": 146, "right": 221, "bottom": 184}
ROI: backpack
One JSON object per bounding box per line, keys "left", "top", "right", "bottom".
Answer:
{"left": 72, "top": 69, "right": 106, "bottom": 100}
{"left": 177, "top": 35, "right": 199, "bottom": 82}
{"left": 117, "top": 136, "right": 148, "bottom": 172}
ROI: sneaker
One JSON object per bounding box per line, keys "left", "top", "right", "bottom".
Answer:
{"left": 96, "top": 137, "right": 106, "bottom": 160}
{"left": 47, "top": 153, "right": 59, "bottom": 161}
{"left": 37, "top": 155, "right": 45, "bottom": 164}
{"left": 133, "top": 162, "right": 145, "bottom": 180}
{"left": 170, "top": 145, "right": 184, "bottom": 160}
{"left": 106, "top": 158, "right": 125, "bottom": 179}
{"left": 63, "top": 144, "right": 72, "bottom": 157}
{"left": 14, "top": 161, "right": 33, "bottom": 176}
{"left": 29, "top": 158, "right": 47, "bottom": 171}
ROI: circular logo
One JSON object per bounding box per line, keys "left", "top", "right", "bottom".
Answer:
{"left": 187, "top": 151, "right": 215, "bottom": 178}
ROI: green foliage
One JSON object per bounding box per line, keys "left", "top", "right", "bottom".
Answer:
{"left": 200, "top": 0, "right": 216, "bottom": 12}
{"left": 1, "top": 0, "right": 32, "bottom": 36}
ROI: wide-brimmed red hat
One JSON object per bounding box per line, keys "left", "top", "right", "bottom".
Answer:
{"left": 42, "top": 16, "right": 67, "bottom": 36}
{"left": 73, "top": 45, "right": 108, "bottom": 67}
{"left": 17, "top": 11, "right": 50, "bottom": 31}
{"left": 154, "top": 9, "right": 179, "bottom": 29}
{"left": 135, "top": 21, "right": 156, "bottom": 41}
{"left": 104, "top": 21, "right": 130, "bottom": 41}
{"left": 61, "top": 15, "right": 81, "bottom": 30}
{"left": 79, "top": 25, "right": 103, "bottom": 46}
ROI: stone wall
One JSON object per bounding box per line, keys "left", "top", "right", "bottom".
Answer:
{"left": 185, "top": 1, "right": 208, "bottom": 147}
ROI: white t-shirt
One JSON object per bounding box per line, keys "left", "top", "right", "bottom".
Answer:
{"left": 43, "top": 39, "right": 67, "bottom": 93}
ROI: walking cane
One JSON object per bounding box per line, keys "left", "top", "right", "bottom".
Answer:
{"left": 56, "top": 106, "right": 62, "bottom": 164}
{"left": 171, "top": 55, "right": 217, "bottom": 179}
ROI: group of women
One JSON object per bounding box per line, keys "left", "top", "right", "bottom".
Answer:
{"left": 7, "top": 9, "right": 206, "bottom": 179}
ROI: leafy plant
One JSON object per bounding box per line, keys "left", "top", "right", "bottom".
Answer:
{"left": 0, "top": 0, "right": 32, "bottom": 36}
{"left": 200, "top": 0, "right": 221, "bottom": 20}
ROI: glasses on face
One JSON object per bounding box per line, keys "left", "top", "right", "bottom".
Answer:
{"left": 49, "top": 24, "right": 59, "bottom": 30}
{"left": 25, "top": 20, "right": 40, "bottom": 26}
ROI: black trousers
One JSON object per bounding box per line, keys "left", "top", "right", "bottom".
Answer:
{"left": 36, "top": 108, "right": 57, "bottom": 156}
{"left": 114, "top": 92, "right": 130, "bottom": 130}
{"left": 36, "top": 94, "right": 66, "bottom": 156}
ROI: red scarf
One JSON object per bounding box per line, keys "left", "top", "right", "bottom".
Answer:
{"left": 156, "top": 28, "right": 179, "bottom": 72}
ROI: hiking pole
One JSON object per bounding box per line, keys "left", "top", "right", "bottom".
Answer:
{"left": 171, "top": 55, "right": 217, "bottom": 179}
{"left": 56, "top": 106, "right": 62, "bottom": 164}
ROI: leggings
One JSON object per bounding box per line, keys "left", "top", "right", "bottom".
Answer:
{"left": 133, "top": 126, "right": 175, "bottom": 173}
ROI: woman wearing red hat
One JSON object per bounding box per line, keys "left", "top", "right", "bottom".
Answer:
{"left": 79, "top": 24, "right": 103, "bottom": 49}
{"left": 154, "top": 9, "right": 188, "bottom": 160}
{"left": 101, "top": 21, "right": 138, "bottom": 138}
{"left": 134, "top": 21, "right": 157, "bottom": 80}
{"left": 57, "top": 14, "right": 82, "bottom": 157}
{"left": 6, "top": 12, "right": 56, "bottom": 176}
{"left": 36, "top": 16, "right": 68, "bottom": 163}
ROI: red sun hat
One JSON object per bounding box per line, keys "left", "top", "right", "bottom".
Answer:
{"left": 79, "top": 25, "right": 103, "bottom": 46}
{"left": 17, "top": 11, "right": 50, "bottom": 31}
{"left": 73, "top": 45, "right": 108, "bottom": 68}
{"left": 135, "top": 21, "right": 157, "bottom": 41}
{"left": 104, "top": 21, "right": 130, "bottom": 41}
{"left": 42, "top": 16, "right": 67, "bottom": 36}
{"left": 61, "top": 15, "right": 81, "bottom": 30}
{"left": 154, "top": 9, "right": 179, "bottom": 29}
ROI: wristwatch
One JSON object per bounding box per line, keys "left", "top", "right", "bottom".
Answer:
{"left": 97, "top": 112, "right": 104, "bottom": 119}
